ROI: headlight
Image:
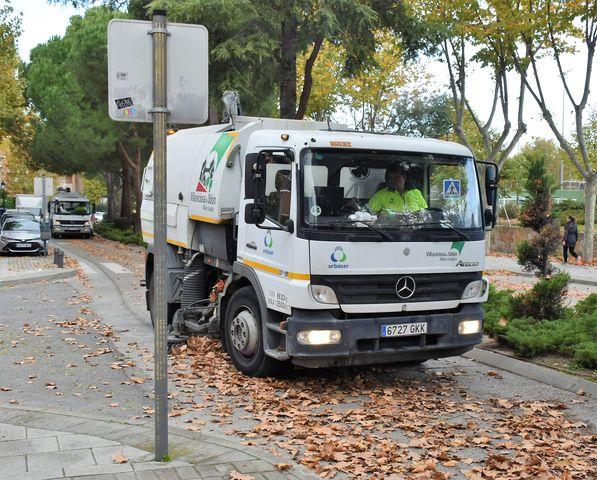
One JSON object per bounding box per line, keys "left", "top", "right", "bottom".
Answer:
{"left": 297, "top": 330, "right": 342, "bottom": 345}
{"left": 462, "top": 280, "right": 483, "bottom": 299}
{"left": 53, "top": 220, "right": 60, "bottom": 226}
{"left": 458, "top": 320, "right": 481, "bottom": 335}
{"left": 84, "top": 221, "right": 91, "bottom": 226}
{"left": 309, "top": 285, "right": 338, "bottom": 304}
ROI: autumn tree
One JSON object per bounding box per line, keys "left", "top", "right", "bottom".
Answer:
{"left": 506, "top": 0, "right": 596, "bottom": 260}
{"left": 0, "top": 1, "right": 26, "bottom": 143}
{"left": 414, "top": 0, "right": 527, "bottom": 166}
{"left": 26, "top": 7, "right": 151, "bottom": 230}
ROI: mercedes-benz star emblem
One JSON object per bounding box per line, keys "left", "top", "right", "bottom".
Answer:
{"left": 395, "top": 276, "right": 416, "bottom": 299}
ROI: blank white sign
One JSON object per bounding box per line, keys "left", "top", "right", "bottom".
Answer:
{"left": 108, "top": 19, "right": 208, "bottom": 124}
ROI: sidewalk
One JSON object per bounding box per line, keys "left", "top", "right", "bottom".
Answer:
{"left": 0, "top": 254, "right": 74, "bottom": 287}
{"left": 0, "top": 407, "right": 314, "bottom": 480}
{"left": 485, "top": 254, "right": 597, "bottom": 286}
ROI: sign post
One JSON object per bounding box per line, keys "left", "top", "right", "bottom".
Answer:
{"left": 107, "top": 10, "right": 208, "bottom": 462}
{"left": 150, "top": 9, "right": 169, "bottom": 460}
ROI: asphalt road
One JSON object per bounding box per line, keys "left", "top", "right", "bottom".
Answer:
{"left": 38, "top": 237, "right": 597, "bottom": 478}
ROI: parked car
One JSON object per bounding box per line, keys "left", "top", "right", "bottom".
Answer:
{"left": 0, "top": 209, "right": 37, "bottom": 228}
{"left": 0, "top": 217, "right": 46, "bottom": 255}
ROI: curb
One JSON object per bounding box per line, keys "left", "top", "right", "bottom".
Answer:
{"left": 0, "top": 268, "right": 75, "bottom": 288}
{"left": 464, "top": 347, "right": 597, "bottom": 398}
{"left": 0, "top": 405, "right": 318, "bottom": 479}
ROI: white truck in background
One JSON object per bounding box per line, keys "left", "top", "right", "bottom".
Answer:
{"left": 49, "top": 192, "right": 94, "bottom": 238}
{"left": 141, "top": 115, "right": 499, "bottom": 376}
{"left": 15, "top": 194, "right": 44, "bottom": 221}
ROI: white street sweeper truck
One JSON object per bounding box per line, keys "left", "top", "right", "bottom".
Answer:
{"left": 141, "top": 115, "right": 499, "bottom": 376}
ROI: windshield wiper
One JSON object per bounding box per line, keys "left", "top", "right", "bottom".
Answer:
{"left": 383, "top": 220, "right": 470, "bottom": 240}
{"left": 314, "top": 219, "right": 394, "bottom": 241}
{"left": 427, "top": 221, "right": 470, "bottom": 241}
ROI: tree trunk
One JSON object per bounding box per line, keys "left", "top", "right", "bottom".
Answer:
{"left": 106, "top": 171, "right": 121, "bottom": 220}
{"left": 279, "top": 17, "right": 298, "bottom": 119}
{"left": 583, "top": 174, "right": 596, "bottom": 261}
{"left": 120, "top": 158, "right": 132, "bottom": 226}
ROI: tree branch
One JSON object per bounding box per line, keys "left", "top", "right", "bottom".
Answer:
{"left": 295, "top": 35, "right": 324, "bottom": 120}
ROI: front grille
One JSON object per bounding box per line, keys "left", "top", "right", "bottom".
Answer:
{"left": 311, "top": 272, "right": 481, "bottom": 304}
{"left": 59, "top": 220, "right": 86, "bottom": 225}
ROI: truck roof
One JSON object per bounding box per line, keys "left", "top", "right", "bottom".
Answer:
{"left": 54, "top": 192, "right": 89, "bottom": 201}
{"left": 253, "top": 129, "right": 473, "bottom": 157}
{"left": 173, "top": 116, "right": 473, "bottom": 157}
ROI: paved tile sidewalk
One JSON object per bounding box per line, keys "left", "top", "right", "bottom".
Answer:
{"left": 0, "top": 407, "right": 316, "bottom": 480}
{"left": 485, "top": 254, "right": 597, "bottom": 286}
{"left": 0, "top": 253, "right": 74, "bottom": 286}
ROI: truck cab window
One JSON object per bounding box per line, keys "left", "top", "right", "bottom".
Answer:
{"left": 264, "top": 157, "right": 292, "bottom": 224}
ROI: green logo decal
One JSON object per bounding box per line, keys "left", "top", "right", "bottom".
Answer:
{"left": 451, "top": 241, "right": 465, "bottom": 254}
{"left": 196, "top": 132, "right": 237, "bottom": 192}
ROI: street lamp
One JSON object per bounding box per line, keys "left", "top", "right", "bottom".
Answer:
{"left": 0, "top": 181, "right": 6, "bottom": 210}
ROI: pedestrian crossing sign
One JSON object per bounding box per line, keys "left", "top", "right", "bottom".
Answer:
{"left": 443, "top": 179, "right": 461, "bottom": 198}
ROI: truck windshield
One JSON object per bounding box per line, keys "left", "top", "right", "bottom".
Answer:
{"left": 55, "top": 201, "right": 91, "bottom": 215}
{"left": 301, "top": 149, "right": 482, "bottom": 235}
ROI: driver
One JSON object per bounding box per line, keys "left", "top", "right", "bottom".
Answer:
{"left": 368, "top": 164, "right": 427, "bottom": 215}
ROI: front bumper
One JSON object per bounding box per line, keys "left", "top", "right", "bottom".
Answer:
{"left": 52, "top": 225, "right": 92, "bottom": 234}
{"left": 0, "top": 240, "right": 45, "bottom": 254}
{"left": 286, "top": 304, "right": 483, "bottom": 367}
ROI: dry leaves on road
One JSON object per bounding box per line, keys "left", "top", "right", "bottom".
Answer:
{"left": 168, "top": 337, "right": 595, "bottom": 479}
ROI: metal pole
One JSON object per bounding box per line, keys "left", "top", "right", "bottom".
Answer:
{"left": 41, "top": 174, "right": 47, "bottom": 254}
{"left": 150, "top": 9, "right": 169, "bottom": 461}
{"left": 41, "top": 174, "right": 47, "bottom": 221}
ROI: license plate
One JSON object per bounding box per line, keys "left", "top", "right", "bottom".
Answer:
{"left": 381, "top": 322, "right": 427, "bottom": 337}
{"left": 16, "top": 243, "right": 32, "bottom": 248}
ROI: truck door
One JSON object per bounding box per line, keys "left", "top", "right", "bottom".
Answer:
{"left": 240, "top": 150, "right": 302, "bottom": 315}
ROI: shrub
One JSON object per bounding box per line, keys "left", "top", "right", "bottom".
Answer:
{"left": 510, "top": 272, "right": 570, "bottom": 320}
{"left": 483, "top": 290, "right": 597, "bottom": 368}
{"left": 94, "top": 220, "right": 146, "bottom": 246}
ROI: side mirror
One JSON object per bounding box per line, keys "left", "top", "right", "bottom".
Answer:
{"left": 485, "top": 164, "right": 498, "bottom": 207}
{"left": 480, "top": 162, "right": 499, "bottom": 229}
{"left": 484, "top": 208, "right": 495, "bottom": 228}
{"left": 283, "top": 219, "right": 294, "bottom": 234}
{"left": 244, "top": 203, "right": 265, "bottom": 225}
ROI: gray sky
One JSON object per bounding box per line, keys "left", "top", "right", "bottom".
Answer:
{"left": 11, "top": 0, "right": 595, "bottom": 150}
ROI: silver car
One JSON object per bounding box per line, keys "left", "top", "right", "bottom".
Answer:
{"left": 0, "top": 218, "right": 46, "bottom": 255}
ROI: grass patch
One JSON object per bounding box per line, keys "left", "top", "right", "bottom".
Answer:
{"left": 484, "top": 286, "right": 597, "bottom": 369}
{"left": 94, "top": 220, "right": 146, "bottom": 246}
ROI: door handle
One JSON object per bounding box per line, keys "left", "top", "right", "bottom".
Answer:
{"left": 246, "top": 241, "right": 257, "bottom": 250}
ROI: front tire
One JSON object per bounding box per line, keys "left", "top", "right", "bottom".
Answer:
{"left": 224, "top": 286, "right": 286, "bottom": 377}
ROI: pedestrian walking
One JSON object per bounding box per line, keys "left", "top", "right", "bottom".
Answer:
{"left": 562, "top": 215, "right": 581, "bottom": 264}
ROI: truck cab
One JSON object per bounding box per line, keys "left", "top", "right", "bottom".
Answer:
{"left": 141, "top": 117, "right": 498, "bottom": 376}
{"left": 50, "top": 192, "right": 94, "bottom": 238}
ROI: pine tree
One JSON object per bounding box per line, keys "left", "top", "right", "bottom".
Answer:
{"left": 517, "top": 155, "right": 560, "bottom": 276}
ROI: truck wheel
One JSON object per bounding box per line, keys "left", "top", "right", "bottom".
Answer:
{"left": 148, "top": 273, "right": 177, "bottom": 328}
{"left": 224, "top": 286, "right": 286, "bottom": 377}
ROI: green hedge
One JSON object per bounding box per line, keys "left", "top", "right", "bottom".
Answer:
{"left": 94, "top": 220, "right": 146, "bottom": 246}
{"left": 484, "top": 285, "right": 597, "bottom": 369}
{"left": 553, "top": 199, "right": 596, "bottom": 226}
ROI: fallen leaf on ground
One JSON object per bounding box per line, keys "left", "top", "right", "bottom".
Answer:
{"left": 112, "top": 453, "right": 128, "bottom": 464}
{"left": 229, "top": 471, "right": 253, "bottom": 480}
